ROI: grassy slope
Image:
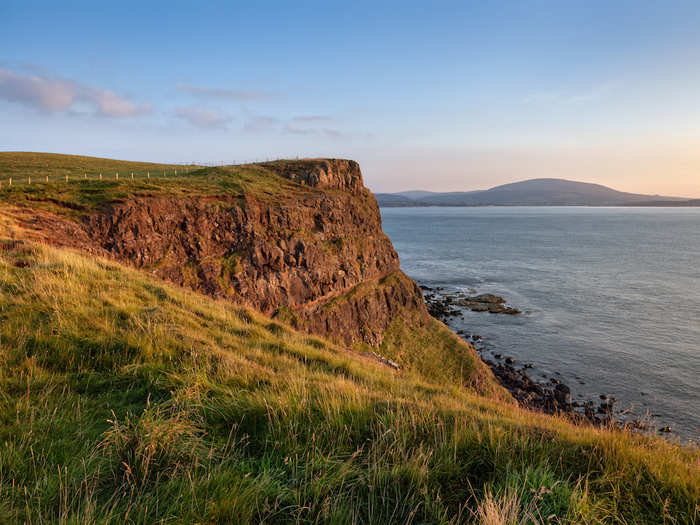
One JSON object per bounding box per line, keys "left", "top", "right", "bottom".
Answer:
{"left": 317, "top": 273, "right": 504, "bottom": 398}
{"left": 0, "top": 152, "right": 191, "bottom": 183}
{"left": 0, "top": 152, "right": 317, "bottom": 221}
{"left": 0, "top": 228, "right": 698, "bottom": 523}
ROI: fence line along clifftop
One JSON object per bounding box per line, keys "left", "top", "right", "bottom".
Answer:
{"left": 0, "top": 167, "right": 200, "bottom": 188}
{"left": 0, "top": 156, "right": 296, "bottom": 189}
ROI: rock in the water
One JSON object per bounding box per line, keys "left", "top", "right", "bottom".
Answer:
{"left": 443, "top": 289, "right": 521, "bottom": 315}
{"left": 473, "top": 293, "right": 506, "bottom": 304}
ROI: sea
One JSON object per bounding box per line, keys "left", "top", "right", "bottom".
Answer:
{"left": 380, "top": 206, "right": 700, "bottom": 441}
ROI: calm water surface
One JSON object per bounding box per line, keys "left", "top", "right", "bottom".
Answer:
{"left": 380, "top": 207, "right": 700, "bottom": 440}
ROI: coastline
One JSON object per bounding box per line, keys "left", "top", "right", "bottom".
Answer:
{"left": 421, "top": 284, "right": 660, "bottom": 434}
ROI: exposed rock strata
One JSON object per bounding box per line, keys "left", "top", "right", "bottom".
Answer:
{"left": 10, "top": 159, "right": 426, "bottom": 346}
{"left": 257, "top": 159, "right": 364, "bottom": 194}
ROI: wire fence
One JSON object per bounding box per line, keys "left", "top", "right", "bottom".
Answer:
{"left": 0, "top": 157, "right": 296, "bottom": 189}
{"left": 191, "top": 156, "right": 296, "bottom": 166}
{"left": 0, "top": 167, "right": 199, "bottom": 189}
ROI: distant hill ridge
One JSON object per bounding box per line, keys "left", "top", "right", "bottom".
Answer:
{"left": 377, "top": 178, "right": 694, "bottom": 207}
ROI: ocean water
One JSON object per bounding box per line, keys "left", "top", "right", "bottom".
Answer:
{"left": 380, "top": 206, "right": 700, "bottom": 440}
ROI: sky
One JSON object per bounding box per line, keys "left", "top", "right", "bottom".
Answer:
{"left": 2, "top": 1, "right": 700, "bottom": 196}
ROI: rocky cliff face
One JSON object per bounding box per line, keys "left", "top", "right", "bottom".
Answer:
{"left": 21, "top": 159, "right": 426, "bottom": 346}
{"left": 257, "top": 159, "right": 365, "bottom": 194}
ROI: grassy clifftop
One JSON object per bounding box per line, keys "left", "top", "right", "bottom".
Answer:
{"left": 0, "top": 222, "right": 698, "bottom": 523}
{"left": 0, "top": 152, "right": 314, "bottom": 220}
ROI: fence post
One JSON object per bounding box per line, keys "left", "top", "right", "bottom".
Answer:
{"left": 9, "top": 177, "right": 11, "bottom": 186}
{"left": 28, "top": 176, "right": 31, "bottom": 185}
{"left": 147, "top": 171, "right": 150, "bottom": 179}
{"left": 99, "top": 173, "right": 102, "bottom": 180}
{"left": 116, "top": 172, "right": 119, "bottom": 180}
{"left": 65, "top": 175, "right": 68, "bottom": 183}
{"left": 46, "top": 175, "right": 48, "bottom": 183}
{"left": 131, "top": 172, "right": 134, "bottom": 180}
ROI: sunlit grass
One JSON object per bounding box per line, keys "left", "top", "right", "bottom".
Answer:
{"left": 0, "top": 152, "right": 330, "bottom": 220}
{"left": 0, "top": 227, "right": 698, "bottom": 522}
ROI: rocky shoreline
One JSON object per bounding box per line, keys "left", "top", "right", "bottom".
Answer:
{"left": 422, "top": 287, "right": 521, "bottom": 316}
{"left": 421, "top": 284, "right": 659, "bottom": 433}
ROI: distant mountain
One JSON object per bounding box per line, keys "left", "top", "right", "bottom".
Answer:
{"left": 377, "top": 178, "right": 690, "bottom": 207}
{"left": 373, "top": 193, "right": 417, "bottom": 206}
{"left": 394, "top": 190, "right": 439, "bottom": 199}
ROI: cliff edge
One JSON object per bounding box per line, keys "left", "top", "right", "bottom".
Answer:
{"left": 82, "top": 159, "right": 421, "bottom": 346}
{"left": 0, "top": 154, "right": 494, "bottom": 393}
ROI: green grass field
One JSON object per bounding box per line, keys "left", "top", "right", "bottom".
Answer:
{"left": 0, "top": 151, "right": 194, "bottom": 183}
{"left": 0, "top": 153, "right": 339, "bottom": 223}
{"left": 0, "top": 215, "right": 698, "bottom": 523}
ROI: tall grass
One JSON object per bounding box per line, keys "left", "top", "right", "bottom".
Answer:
{"left": 0, "top": 232, "right": 697, "bottom": 523}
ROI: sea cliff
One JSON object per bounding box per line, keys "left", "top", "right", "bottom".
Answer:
{"left": 0, "top": 152, "right": 697, "bottom": 523}
{"left": 6, "top": 158, "right": 428, "bottom": 347}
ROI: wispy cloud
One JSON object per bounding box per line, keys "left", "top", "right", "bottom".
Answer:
{"left": 284, "top": 123, "right": 315, "bottom": 135}
{"left": 177, "top": 83, "right": 268, "bottom": 101}
{"left": 291, "top": 114, "right": 332, "bottom": 122}
{"left": 244, "top": 114, "right": 279, "bottom": 132}
{"left": 240, "top": 106, "right": 279, "bottom": 132}
{"left": 283, "top": 122, "right": 345, "bottom": 138}
{"left": 522, "top": 84, "right": 615, "bottom": 106}
{"left": 237, "top": 108, "right": 346, "bottom": 137}
{"left": 0, "top": 68, "right": 75, "bottom": 112}
{"left": 88, "top": 88, "right": 152, "bottom": 117}
{"left": 0, "top": 68, "right": 151, "bottom": 117}
{"left": 321, "top": 128, "right": 345, "bottom": 138}
{"left": 175, "top": 105, "right": 232, "bottom": 129}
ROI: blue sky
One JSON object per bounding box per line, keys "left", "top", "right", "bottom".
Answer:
{"left": 2, "top": 1, "right": 700, "bottom": 195}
